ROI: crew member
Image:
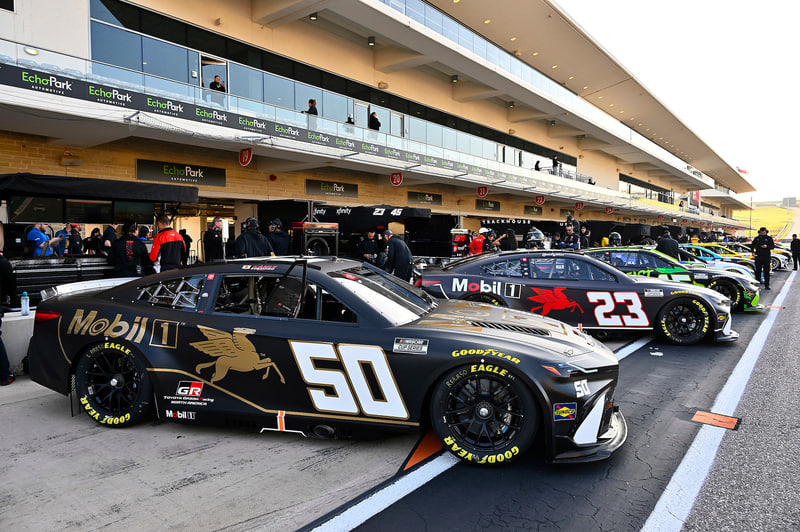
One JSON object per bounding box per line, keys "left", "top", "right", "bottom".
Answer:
{"left": 751, "top": 227, "right": 774, "bottom": 289}
{"left": 655, "top": 230, "right": 679, "bottom": 260}
{"left": 383, "top": 230, "right": 413, "bottom": 282}
{"left": 149, "top": 215, "right": 185, "bottom": 272}
{"left": 203, "top": 217, "right": 225, "bottom": 261}
{"left": 267, "top": 219, "right": 291, "bottom": 255}
{"left": 27, "top": 223, "right": 61, "bottom": 257}
{"left": 558, "top": 225, "right": 580, "bottom": 249}
{"left": 234, "top": 217, "right": 274, "bottom": 258}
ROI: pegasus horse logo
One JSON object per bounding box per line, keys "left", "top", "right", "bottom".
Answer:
{"left": 192, "top": 326, "right": 285, "bottom": 384}
{"left": 528, "top": 287, "right": 583, "bottom": 316}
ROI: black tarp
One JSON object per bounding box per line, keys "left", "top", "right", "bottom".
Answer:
{"left": 0, "top": 173, "right": 198, "bottom": 203}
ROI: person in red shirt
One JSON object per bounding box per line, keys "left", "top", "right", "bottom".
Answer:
{"left": 149, "top": 215, "right": 185, "bottom": 272}
{"left": 469, "top": 228, "right": 488, "bottom": 255}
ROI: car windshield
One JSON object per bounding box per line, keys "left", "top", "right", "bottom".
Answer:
{"left": 329, "top": 266, "right": 435, "bottom": 326}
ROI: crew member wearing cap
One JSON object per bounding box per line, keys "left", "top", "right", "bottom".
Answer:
{"left": 66, "top": 224, "right": 83, "bottom": 255}
{"left": 382, "top": 229, "right": 413, "bottom": 282}
{"left": 751, "top": 227, "right": 775, "bottom": 289}
{"left": 234, "top": 217, "right": 274, "bottom": 258}
{"left": 565, "top": 214, "right": 580, "bottom": 234}
{"left": 267, "top": 219, "right": 291, "bottom": 256}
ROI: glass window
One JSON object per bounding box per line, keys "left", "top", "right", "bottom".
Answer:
{"left": 442, "top": 15, "right": 459, "bottom": 42}
{"left": 142, "top": 36, "right": 189, "bottom": 84}
{"left": 91, "top": 21, "right": 141, "bottom": 71}
{"left": 481, "top": 259, "right": 524, "bottom": 278}
{"left": 426, "top": 122, "right": 443, "bottom": 147}
{"left": 470, "top": 136, "right": 483, "bottom": 157}
{"left": 405, "top": 0, "right": 425, "bottom": 24}
{"left": 424, "top": 4, "right": 443, "bottom": 34}
{"left": 264, "top": 73, "right": 294, "bottom": 109}
{"left": 136, "top": 276, "right": 205, "bottom": 310}
{"left": 408, "top": 116, "right": 427, "bottom": 143}
{"left": 442, "top": 127, "right": 457, "bottom": 150}
{"left": 483, "top": 139, "right": 496, "bottom": 160}
{"left": 370, "top": 105, "right": 390, "bottom": 132}
{"left": 457, "top": 131, "right": 471, "bottom": 154}
{"left": 485, "top": 43, "right": 499, "bottom": 66}
{"left": 295, "top": 83, "right": 323, "bottom": 114}
{"left": 229, "top": 62, "right": 263, "bottom": 101}
{"left": 458, "top": 25, "right": 474, "bottom": 52}
{"left": 322, "top": 91, "right": 350, "bottom": 123}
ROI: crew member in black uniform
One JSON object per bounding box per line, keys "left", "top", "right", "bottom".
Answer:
{"left": 234, "top": 217, "right": 274, "bottom": 258}
{"left": 751, "top": 227, "right": 775, "bottom": 290}
{"left": 383, "top": 230, "right": 413, "bottom": 282}
{"left": 203, "top": 217, "right": 225, "bottom": 262}
{"left": 558, "top": 225, "right": 580, "bottom": 249}
{"left": 655, "top": 230, "right": 680, "bottom": 260}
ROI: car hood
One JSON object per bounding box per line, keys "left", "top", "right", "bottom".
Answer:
{"left": 413, "top": 299, "right": 617, "bottom": 364}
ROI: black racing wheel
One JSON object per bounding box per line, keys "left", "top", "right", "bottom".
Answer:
{"left": 707, "top": 279, "right": 742, "bottom": 311}
{"left": 74, "top": 343, "right": 154, "bottom": 427}
{"left": 430, "top": 365, "right": 538, "bottom": 465}
{"left": 656, "top": 297, "right": 711, "bottom": 345}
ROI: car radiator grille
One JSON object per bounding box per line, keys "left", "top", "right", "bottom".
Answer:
{"left": 469, "top": 321, "right": 551, "bottom": 336}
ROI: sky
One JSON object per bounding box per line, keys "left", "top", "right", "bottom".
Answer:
{"left": 552, "top": 0, "right": 800, "bottom": 203}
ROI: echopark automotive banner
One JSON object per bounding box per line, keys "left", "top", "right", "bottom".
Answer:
{"left": 0, "top": 63, "right": 543, "bottom": 184}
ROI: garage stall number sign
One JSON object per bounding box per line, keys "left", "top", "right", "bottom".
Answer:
{"left": 289, "top": 341, "right": 409, "bottom": 419}
{"left": 390, "top": 172, "right": 403, "bottom": 186}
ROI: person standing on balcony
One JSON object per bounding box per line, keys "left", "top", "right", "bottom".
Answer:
{"left": 209, "top": 75, "right": 225, "bottom": 92}
{"left": 305, "top": 99, "right": 318, "bottom": 115}
{"left": 552, "top": 155, "right": 560, "bottom": 175}
{"left": 369, "top": 112, "right": 381, "bottom": 131}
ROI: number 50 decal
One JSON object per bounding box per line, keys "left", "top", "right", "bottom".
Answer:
{"left": 290, "top": 341, "right": 409, "bottom": 419}
{"left": 586, "top": 291, "right": 649, "bottom": 327}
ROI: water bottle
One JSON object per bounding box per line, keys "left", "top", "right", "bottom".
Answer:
{"left": 21, "top": 291, "right": 30, "bottom": 316}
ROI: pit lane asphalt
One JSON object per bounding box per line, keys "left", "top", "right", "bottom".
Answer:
{"left": 1, "top": 272, "right": 797, "bottom": 531}
{"left": 344, "top": 270, "right": 799, "bottom": 532}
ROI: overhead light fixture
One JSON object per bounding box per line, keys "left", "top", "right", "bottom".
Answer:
{"left": 368, "top": 36, "right": 375, "bottom": 46}
{"left": 214, "top": 18, "right": 222, "bottom": 26}
{"left": 309, "top": 12, "right": 318, "bottom": 21}
{"left": 451, "top": 75, "right": 459, "bottom": 83}
{"left": 507, "top": 101, "right": 515, "bottom": 109}
{"left": 23, "top": 47, "right": 39, "bottom": 56}
{"left": 377, "top": 81, "right": 389, "bottom": 89}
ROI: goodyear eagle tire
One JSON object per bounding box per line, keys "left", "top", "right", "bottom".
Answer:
{"left": 430, "top": 364, "right": 538, "bottom": 465}
{"left": 74, "top": 343, "right": 154, "bottom": 427}
{"left": 656, "top": 297, "right": 711, "bottom": 345}
{"left": 770, "top": 256, "right": 781, "bottom": 270}
{"left": 707, "top": 279, "right": 742, "bottom": 311}
{"left": 463, "top": 293, "right": 505, "bottom": 306}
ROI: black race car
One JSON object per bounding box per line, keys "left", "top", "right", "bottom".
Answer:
{"left": 582, "top": 247, "right": 762, "bottom": 312}
{"left": 415, "top": 250, "right": 738, "bottom": 345}
{"left": 29, "top": 257, "right": 626, "bottom": 466}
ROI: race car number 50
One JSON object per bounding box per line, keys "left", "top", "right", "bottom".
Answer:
{"left": 586, "top": 291, "right": 649, "bottom": 326}
{"left": 290, "top": 341, "right": 409, "bottom": 419}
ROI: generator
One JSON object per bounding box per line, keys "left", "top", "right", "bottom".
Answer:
{"left": 290, "top": 222, "right": 339, "bottom": 256}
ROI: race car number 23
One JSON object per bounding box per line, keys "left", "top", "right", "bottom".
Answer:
{"left": 289, "top": 341, "right": 409, "bottom": 420}
{"left": 586, "top": 291, "right": 649, "bottom": 327}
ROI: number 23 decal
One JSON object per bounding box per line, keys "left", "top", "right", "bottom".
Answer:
{"left": 290, "top": 341, "right": 409, "bottom": 420}
{"left": 586, "top": 291, "right": 649, "bottom": 327}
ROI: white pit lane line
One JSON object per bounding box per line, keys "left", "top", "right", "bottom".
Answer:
{"left": 308, "top": 336, "right": 649, "bottom": 532}
{"left": 642, "top": 271, "right": 796, "bottom": 532}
